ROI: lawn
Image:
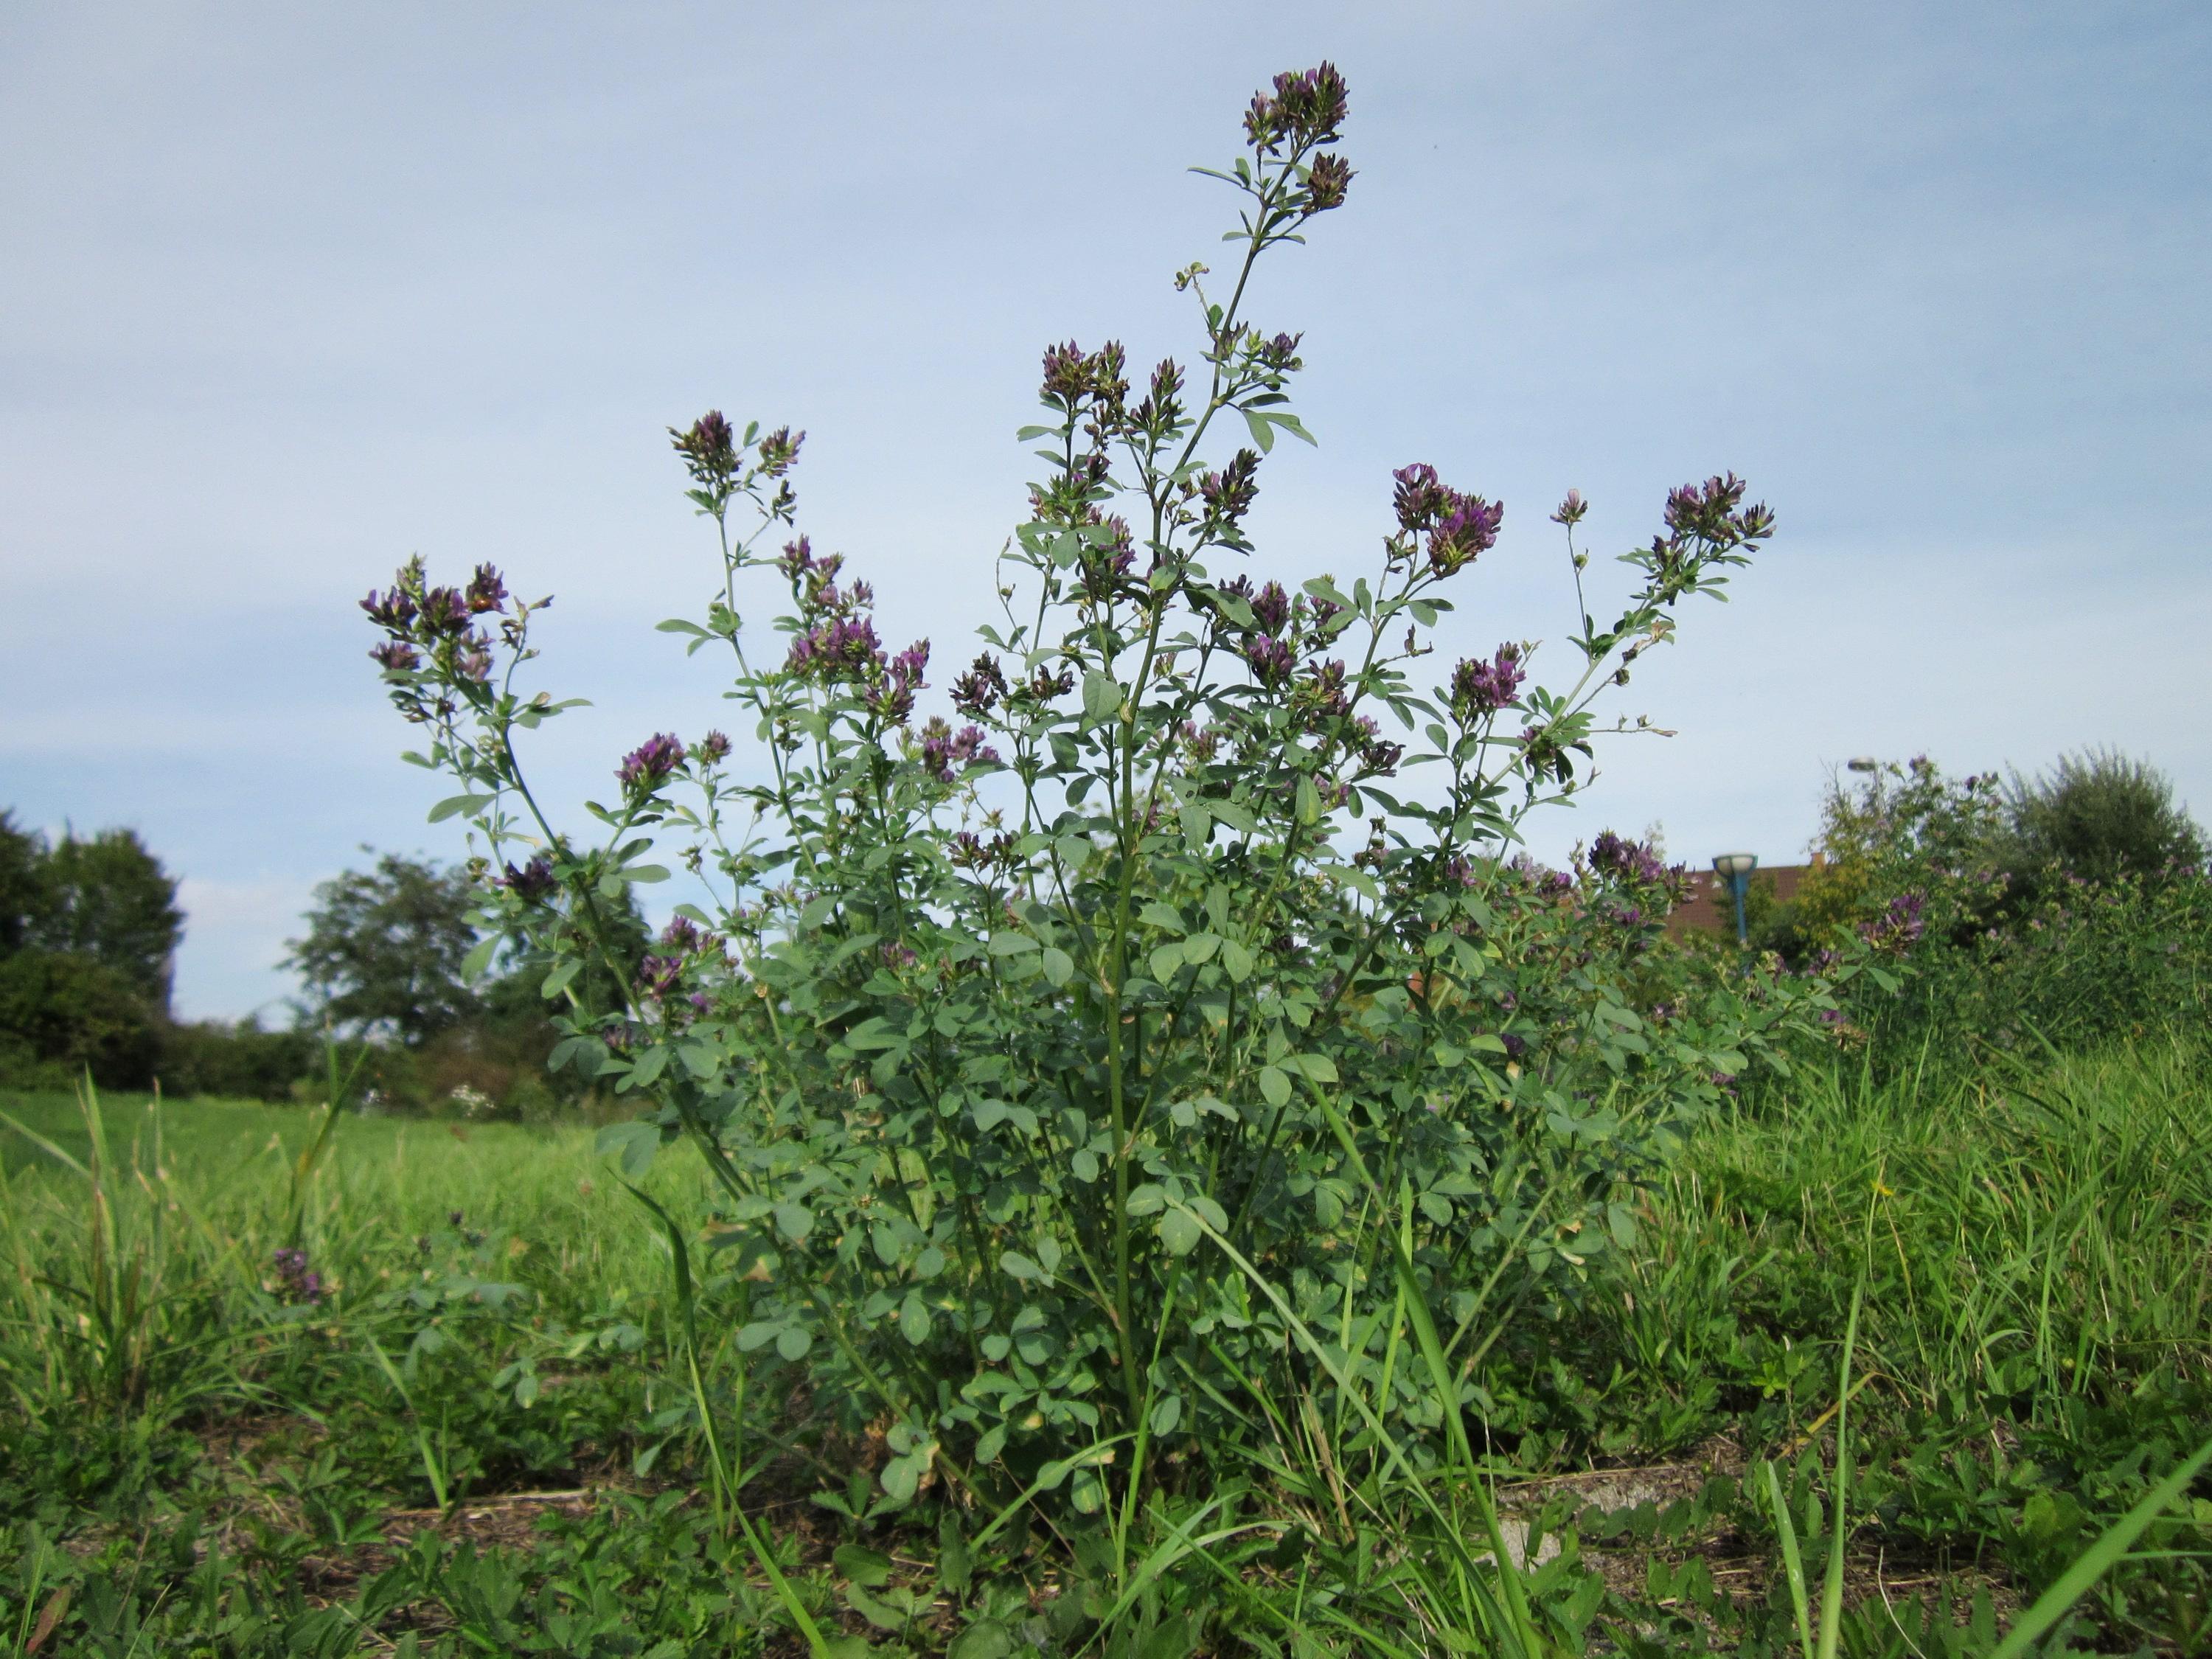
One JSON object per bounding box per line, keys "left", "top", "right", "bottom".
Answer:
{"left": 3, "top": 1046, "right": 2207, "bottom": 1655}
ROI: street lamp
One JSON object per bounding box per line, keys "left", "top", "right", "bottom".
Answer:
{"left": 1711, "top": 852, "right": 1759, "bottom": 946}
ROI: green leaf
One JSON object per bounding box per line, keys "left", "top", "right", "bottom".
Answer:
{"left": 898, "top": 1292, "right": 933, "bottom": 1346}
{"left": 655, "top": 618, "right": 710, "bottom": 637}
{"left": 1242, "top": 405, "right": 1277, "bottom": 453}
{"left": 834, "top": 1544, "right": 893, "bottom": 1589}
{"left": 1219, "top": 939, "right": 1254, "bottom": 982}
{"left": 1082, "top": 670, "right": 1124, "bottom": 722}
{"left": 622, "top": 863, "right": 671, "bottom": 884}
{"left": 987, "top": 932, "right": 1040, "bottom": 957}
{"left": 773, "top": 1203, "right": 814, "bottom": 1242}
{"left": 1125, "top": 1183, "right": 1168, "bottom": 1216}
{"left": 1000, "top": 1251, "right": 1044, "bottom": 1281}
{"left": 679, "top": 1042, "right": 719, "bottom": 1079}
{"left": 1149, "top": 942, "right": 1186, "bottom": 981}
{"left": 1295, "top": 773, "right": 1321, "bottom": 824}
{"left": 460, "top": 935, "right": 498, "bottom": 981}
{"left": 1209, "top": 799, "right": 1258, "bottom": 835}
{"left": 1257, "top": 1065, "right": 1292, "bottom": 1107}
{"left": 1148, "top": 1394, "right": 1183, "bottom": 1436}
{"left": 949, "top": 1619, "right": 1014, "bottom": 1659}
{"left": 776, "top": 1326, "right": 813, "bottom": 1361}
{"left": 594, "top": 1120, "right": 660, "bottom": 1178}
{"left": 1159, "top": 1208, "right": 1201, "bottom": 1255}
{"left": 1040, "top": 947, "right": 1074, "bottom": 987}
{"left": 428, "top": 793, "right": 493, "bottom": 824}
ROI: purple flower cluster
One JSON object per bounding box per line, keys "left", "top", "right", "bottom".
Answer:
{"left": 951, "top": 653, "right": 1009, "bottom": 717}
{"left": 692, "top": 730, "right": 731, "bottom": 764}
{"left": 1391, "top": 465, "right": 1502, "bottom": 577}
{"left": 1588, "top": 831, "right": 1669, "bottom": 886}
{"left": 1040, "top": 338, "right": 1129, "bottom": 412}
{"left": 1243, "top": 634, "right": 1295, "bottom": 688}
{"left": 1859, "top": 891, "right": 1927, "bottom": 955}
{"left": 1448, "top": 646, "right": 1525, "bottom": 722}
{"left": 361, "top": 557, "right": 532, "bottom": 689}
{"left": 1243, "top": 62, "right": 1350, "bottom": 156}
{"left": 917, "top": 717, "right": 998, "bottom": 784}
{"left": 617, "top": 733, "right": 686, "bottom": 793}
{"left": 866, "top": 639, "right": 930, "bottom": 723}
{"left": 498, "top": 855, "right": 558, "bottom": 903}
{"left": 1198, "top": 449, "right": 1261, "bottom": 537}
{"left": 272, "top": 1248, "right": 324, "bottom": 1306}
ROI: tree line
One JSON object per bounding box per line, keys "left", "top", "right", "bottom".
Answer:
{"left": 0, "top": 815, "right": 643, "bottom": 1114}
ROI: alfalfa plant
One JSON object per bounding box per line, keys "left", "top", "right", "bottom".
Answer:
{"left": 359, "top": 63, "right": 1848, "bottom": 1546}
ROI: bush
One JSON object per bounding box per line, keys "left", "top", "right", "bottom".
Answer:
{"left": 357, "top": 65, "right": 1845, "bottom": 1519}
{"left": 152, "top": 1018, "right": 318, "bottom": 1102}
{"left": 1788, "top": 756, "right": 2212, "bottom": 1064}
{"left": 2005, "top": 747, "right": 2205, "bottom": 891}
{"left": 0, "top": 949, "right": 159, "bottom": 1090}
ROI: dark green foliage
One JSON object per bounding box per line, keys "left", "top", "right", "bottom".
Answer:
{"left": 2004, "top": 745, "right": 2205, "bottom": 891}
{"left": 155, "top": 1017, "right": 319, "bottom": 1102}
{"left": 32, "top": 826, "right": 187, "bottom": 1009}
{"left": 286, "top": 852, "right": 484, "bottom": 1045}
{"left": 0, "top": 948, "right": 158, "bottom": 1088}
{"left": 0, "top": 813, "right": 183, "bottom": 1088}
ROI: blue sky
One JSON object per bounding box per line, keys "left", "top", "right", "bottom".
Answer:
{"left": 4, "top": 1, "right": 2207, "bottom": 1021}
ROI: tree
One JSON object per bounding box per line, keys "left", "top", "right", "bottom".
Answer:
{"left": 287, "top": 852, "right": 483, "bottom": 1044}
{"left": 0, "top": 812, "right": 43, "bottom": 956}
{"left": 34, "top": 827, "right": 185, "bottom": 1011}
{"left": 2006, "top": 748, "right": 2205, "bottom": 889}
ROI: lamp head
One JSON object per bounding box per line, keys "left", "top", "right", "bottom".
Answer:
{"left": 1711, "top": 852, "right": 1759, "bottom": 877}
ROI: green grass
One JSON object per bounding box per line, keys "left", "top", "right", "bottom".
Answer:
{"left": 2, "top": 1048, "right": 2207, "bottom": 1656}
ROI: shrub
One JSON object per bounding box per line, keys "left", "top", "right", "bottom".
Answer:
{"left": 2005, "top": 747, "right": 2205, "bottom": 891}
{"left": 0, "top": 949, "right": 159, "bottom": 1089}
{"left": 358, "top": 66, "right": 1841, "bottom": 1515}
{"left": 152, "top": 1018, "right": 318, "bottom": 1102}
{"left": 1797, "top": 756, "right": 2212, "bottom": 1062}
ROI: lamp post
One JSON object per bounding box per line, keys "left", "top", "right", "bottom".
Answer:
{"left": 1711, "top": 852, "right": 1759, "bottom": 947}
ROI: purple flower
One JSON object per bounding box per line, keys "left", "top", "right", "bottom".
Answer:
{"left": 755, "top": 425, "right": 804, "bottom": 477}
{"left": 418, "top": 588, "right": 470, "bottom": 635}
{"left": 1430, "top": 494, "right": 1502, "bottom": 576}
{"left": 1551, "top": 490, "right": 1587, "bottom": 528}
{"left": 1589, "top": 831, "right": 1669, "bottom": 888}
{"left": 1243, "top": 62, "right": 1349, "bottom": 154}
{"left": 952, "top": 654, "right": 1009, "bottom": 717}
{"left": 498, "top": 855, "right": 558, "bottom": 903}
{"left": 272, "top": 1248, "right": 324, "bottom": 1306}
{"left": 692, "top": 730, "right": 731, "bottom": 764}
{"left": 1303, "top": 153, "right": 1353, "bottom": 215}
{"left": 1448, "top": 646, "right": 1525, "bottom": 721}
{"left": 917, "top": 717, "right": 1000, "bottom": 784}
{"left": 361, "top": 585, "right": 417, "bottom": 630}
{"left": 1198, "top": 449, "right": 1261, "bottom": 532}
{"left": 1244, "top": 635, "right": 1295, "bottom": 688}
{"left": 1859, "top": 891, "right": 1926, "bottom": 955}
{"left": 787, "top": 615, "right": 883, "bottom": 679}
{"left": 617, "top": 733, "right": 686, "bottom": 793}
{"left": 1251, "top": 581, "right": 1292, "bottom": 633}
{"left": 369, "top": 641, "right": 420, "bottom": 672}
{"left": 671, "top": 410, "right": 737, "bottom": 480}
{"left": 638, "top": 953, "right": 685, "bottom": 999}
{"left": 466, "top": 563, "right": 508, "bottom": 614}
{"left": 1393, "top": 464, "right": 1449, "bottom": 532}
